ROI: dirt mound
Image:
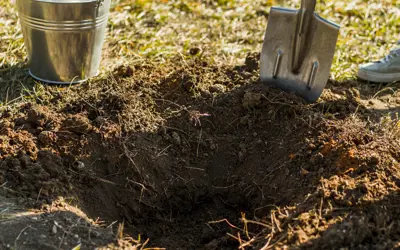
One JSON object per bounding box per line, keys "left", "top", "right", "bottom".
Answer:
{"left": 0, "top": 56, "right": 399, "bottom": 249}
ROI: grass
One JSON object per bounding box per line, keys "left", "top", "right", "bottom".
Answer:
{"left": 0, "top": 0, "right": 399, "bottom": 108}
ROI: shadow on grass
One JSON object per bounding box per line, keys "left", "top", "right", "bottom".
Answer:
{"left": 0, "top": 62, "right": 35, "bottom": 106}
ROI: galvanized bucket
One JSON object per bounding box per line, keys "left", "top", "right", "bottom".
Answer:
{"left": 16, "top": 0, "right": 111, "bottom": 84}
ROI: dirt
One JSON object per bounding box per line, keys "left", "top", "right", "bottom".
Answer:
{"left": 1, "top": 54, "right": 400, "bottom": 249}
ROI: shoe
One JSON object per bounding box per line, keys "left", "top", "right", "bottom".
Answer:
{"left": 357, "top": 42, "right": 400, "bottom": 83}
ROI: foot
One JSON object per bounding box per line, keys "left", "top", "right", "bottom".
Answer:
{"left": 357, "top": 42, "right": 400, "bottom": 83}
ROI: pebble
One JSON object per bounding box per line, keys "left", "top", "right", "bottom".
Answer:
{"left": 75, "top": 161, "right": 85, "bottom": 170}
{"left": 171, "top": 132, "right": 181, "bottom": 145}
{"left": 209, "top": 84, "right": 226, "bottom": 93}
{"left": 94, "top": 116, "right": 106, "bottom": 127}
{"left": 38, "top": 131, "right": 57, "bottom": 145}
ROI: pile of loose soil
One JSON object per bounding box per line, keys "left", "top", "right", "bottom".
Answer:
{"left": 0, "top": 54, "right": 400, "bottom": 249}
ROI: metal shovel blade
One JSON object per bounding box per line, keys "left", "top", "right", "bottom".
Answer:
{"left": 260, "top": 4, "right": 340, "bottom": 102}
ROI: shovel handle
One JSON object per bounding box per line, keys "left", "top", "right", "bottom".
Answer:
{"left": 298, "top": 0, "right": 316, "bottom": 35}
{"left": 292, "top": 0, "right": 317, "bottom": 72}
{"left": 300, "top": 0, "right": 317, "bottom": 11}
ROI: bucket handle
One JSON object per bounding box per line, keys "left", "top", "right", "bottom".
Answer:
{"left": 93, "top": 0, "right": 104, "bottom": 18}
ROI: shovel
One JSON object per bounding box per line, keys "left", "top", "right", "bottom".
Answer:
{"left": 260, "top": 0, "right": 340, "bottom": 102}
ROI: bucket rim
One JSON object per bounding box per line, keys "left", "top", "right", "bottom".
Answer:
{"left": 22, "top": 0, "right": 100, "bottom": 3}
{"left": 29, "top": 70, "right": 91, "bottom": 85}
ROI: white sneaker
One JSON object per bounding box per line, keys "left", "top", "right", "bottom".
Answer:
{"left": 357, "top": 42, "right": 400, "bottom": 83}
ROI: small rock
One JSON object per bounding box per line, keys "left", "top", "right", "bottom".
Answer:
{"left": 244, "top": 52, "right": 260, "bottom": 71}
{"left": 19, "top": 154, "right": 32, "bottom": 168}
{"left": 252, "top": 132, "right": 258, "bottom": 137}
{"left": 189, "top": 47, "right": 201, "bottom": 55}
{"left": 27, "top": 108, "right": 48, "bottom": 127}
{"left": 301, "top": 168, "right": 310, "bottom": 175}
{"left": 39, "top": 234, "right": 47, "bottom": 239}
{"left": 74, "top": 161, "right": 85, "bottom": 170}
{"left": 201, "top": 90, "right": 212, "bottom": 97}
{"left": 238, "top": 151, "right": 245, "bottom": 161}
{"left": 63, "top": 114, "right": 92, "bottom": 134}
{"left": 52, "top": 225, "right": 57, "bottom": 235}
{"left": 91, "top": 231, "right": 101, "bottom": 238}
{"left": 242, "top": 92, "right": 262, "bottom": 109}
{"left": 0, "top": 120, "right": 12, "bottom": 132}
{"left": 294, "top": 228, "right": 309, "bottom": 244}
{"left": 41, "top": 189, "right": 49, "bottom": 197}
{"left": 171, "top": 132, "right": 181, "bottom": 145}
{"left": 94, "top": 116, "right": 106, "bottom": 127}
{"left": 240, "top": 115, "right": 249, "bottom": 125}
{"left": 209, "top": 84, "right": 226, "bottom": 93}
{"left": 38, "top": 131, "right": 57, "bottom": 145}
{"left": 307, "top": 143, "right": 316, "bottom": 150}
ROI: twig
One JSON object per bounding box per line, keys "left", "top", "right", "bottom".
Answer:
{"left": 319, "top": 197, "right": 324, "bottom": 219}
{"left": 241, "top": 218, "right": 272, "bottom": 229}
{"left": 157, "top": 144, "right": 172, "bottom": 157}
{"left": 196, "top": 129, "right": 202, "bottom": 157}
{"left": 241, "top": 212, "right": 251, "bottom": 240}
{"left": 261, "top": 94, "right": 297, "bottom": 107}
{"left": 183, "top": 166, "right": 205, "bottom": 171}
{"left": 126, "top": 178, "right": 146, "bottom": 203}
{"left": 271, "top": 211, "right": 282, "bottom": 232}
{"left": 239, "top": 237, "right": 256, "bottom": 249}
{"left": 237, "top": 232, "right": 243, "bottom": 249}
{"left": 14, "top": 226, "right": 35, "bottom": 249}
{"left": 212, "top": 184, "right": 236, "bottom": 189}
{"left": 163, "top": 126, "right": 188, "bottom": 136}
{"left": 59, "top": 231, "right": 67, "bottom": 248}
{"left": 208, "top": 219, "right": 245, "bottom": 233}
{"left": 107, "top": 220, "right": 118, "bottom": 229}
{"left": 372, "top": 87, "right": 395, "bottom": 99}
{"left": 36, "top": 188, "right": 42, "bottom": 203}
{"left": 260, "top": 233, "right": 288, "bottom": 250}
{"left": 140, "top": 238, "right": 150, "bottom": 250}
{"left": 262, "top": 163, "right": 286, "bottom": 182}
{"left": 122, "top": 142, "right": 140, "bottom": 175}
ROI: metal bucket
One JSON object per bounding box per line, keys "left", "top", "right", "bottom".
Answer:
{"left": 15, "top": 0, "right": 111, "bottom": 84}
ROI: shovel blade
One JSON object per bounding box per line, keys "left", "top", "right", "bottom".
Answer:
{"left": 260, "top": 7, "right": 340, "bottom": 102}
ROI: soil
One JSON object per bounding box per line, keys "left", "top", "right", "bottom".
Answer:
{"left": 1, "top": 53, "right": 400, "bottom": 249}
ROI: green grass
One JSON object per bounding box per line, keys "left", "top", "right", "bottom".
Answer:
{"left": 0, "top": 0, "right": 399, "bottom": 105}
